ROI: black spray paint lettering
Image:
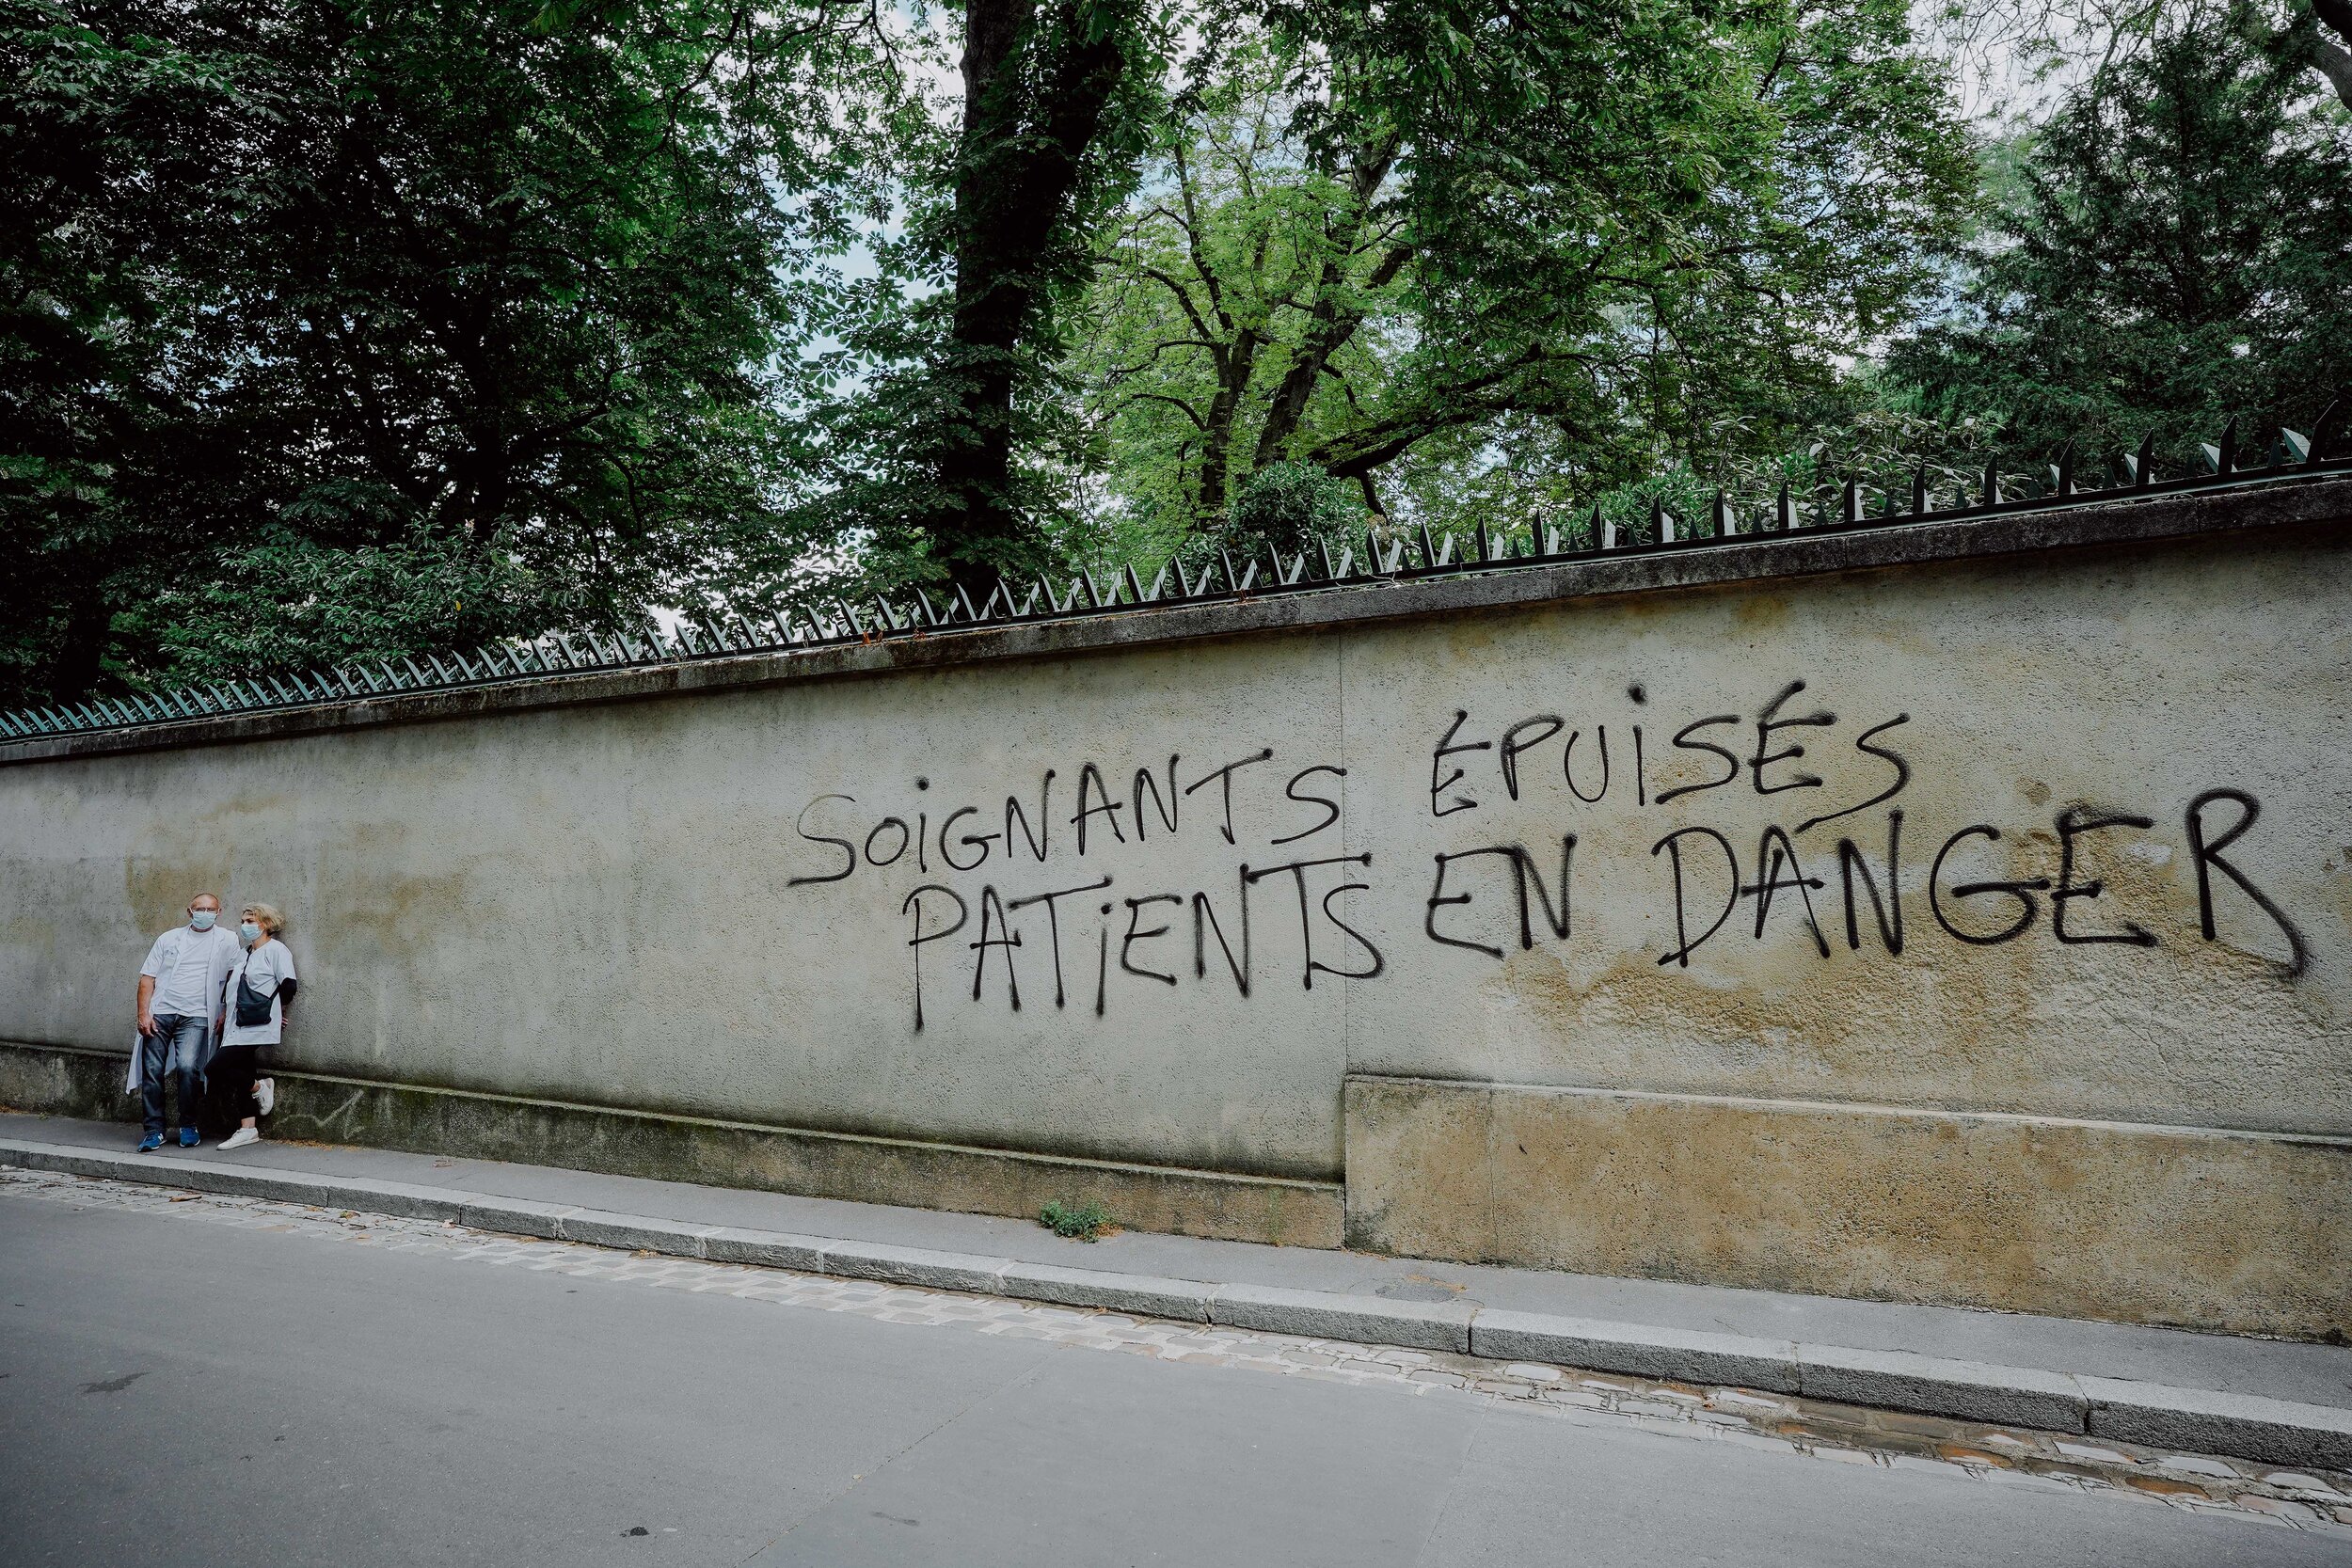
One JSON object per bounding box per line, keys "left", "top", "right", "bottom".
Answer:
{"left": 1425, "top": 847, "right": 1517, "bottom": 960}
{"left": 1498, "top": 716, "right": 1564, "bottom": 802}
{"left": 1006, "top": 772, "right": 1055, "bottom": 863}
{"left": 1928, "top": 825, "right": 2048, "bottom": 945}
{"left": 1653, "top": 714, "right": 1740, "bottom": 807}
{"left": 2051, "top": 808, "right": 2159, "bottom": 947}
{"left": 1006, "top": 876, "right": 1114, "bottom": 1008}
{"left": 1422, "top": 840, "right": 1577, "bottom": 959}
{"left": 1184, "top": 748, "right": 1276, "bottom": 845}
{"left": 2186, "top": 789, "right": 2309, "bottom": 977}
{"left": 1751, "top": 679, "right": 1836, "bottom": 797}
{"left": 902, "top": 884, "right": 970, "bottom": 1031}
{"left": 1651, "top": 826, "right": 1740, "bottom": 967}
{"left": 1245, "top": 853, "right": 1383, "bottom": 988}
{"left": 1073, "top": 763, "right": 1127, "bottom": 854}
{"left": 1796, "top": 715, "right": 1913, "bottom": 836}
{"left": 866, "top": 817, "right": 911, "bottom": 867}
{"left": 1744, "top": 825, "right": 1830, "bottom": 958}
{"left": 1193, "top": 871, "right": 1252, "bottom": 997}
{"left": 1563, "top": 728, "right": 1610, "bottom": 803}
{"left": 1120, "top": 894, "right": 1185, "bottom": 986}
{"left": 970, "top": 886, "right": 1025, "bottom": 1006}
{"left": 1837, "top": 811, "right": 1904, "bottom": 956}
{"left": 1430, "top": 711, "right": 1489, "bottom": 817}
{"left": 788, "top": 794, "right": 858, "bottom": 886}
{"left": 1273, "top": 766, "right": 1346, "bottom": 847}
{"left": 939, "top": 805, "right": 994, "bottom": 872}
{"left": 1133, "top": 757, "right": 1181, "bottom": 839}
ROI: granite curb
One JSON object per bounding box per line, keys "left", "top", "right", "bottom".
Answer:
{"left": 8, "top": 1134, "right": 2345, "bottom": 1470}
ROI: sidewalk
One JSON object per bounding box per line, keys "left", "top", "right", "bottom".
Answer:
{"left": 8, "top": 1108, "right": 2350, "bottom": 1469}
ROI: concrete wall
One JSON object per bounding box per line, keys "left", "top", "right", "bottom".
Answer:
{"left": 5, "top": 482, "right": 2347, "bottom": 1330}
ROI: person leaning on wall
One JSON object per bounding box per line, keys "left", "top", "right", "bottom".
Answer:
{"left": 130, "top": 892, "right": 240, "bottom": 1151}
{"left": 209, "top": 904, "right": 297, "bottom": 1152}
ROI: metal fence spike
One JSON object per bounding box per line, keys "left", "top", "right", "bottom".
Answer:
{"left": 8, "top": 418, "right": 2346, "bottom": 745}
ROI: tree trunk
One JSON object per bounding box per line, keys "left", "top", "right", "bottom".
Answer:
{"left": 1195, "top": 327, "right": 1261, "bottom": 519}
{"left": 930, "top": 0, "right": 1134, "bottom": 598}
{"left": 51, "top": 578, "right": 112, "bottom": 705}
{"left": 1249, "top": 137, "right": 1400, "bottom": 471}
{"left": 2310, "top": 0, "right": 2352, "bottom": 108}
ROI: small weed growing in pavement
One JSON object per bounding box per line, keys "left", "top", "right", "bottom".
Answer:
{"left": 1040, "top": 1198, "right": 1111, "bottom": 1241}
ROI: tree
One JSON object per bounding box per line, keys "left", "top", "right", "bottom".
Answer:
{"left": 1065, "top": 0, "right": 1976, "bottom": 560}
{"left": 1889, "top": 4, "right": 2352, "bottom": 467}
{"left": 0, "top": 0, "right": 893, "bottom": 705}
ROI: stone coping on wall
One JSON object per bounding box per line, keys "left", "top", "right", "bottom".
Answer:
{"left": 6, "top": 470, "right": 2347, "bottom": 768}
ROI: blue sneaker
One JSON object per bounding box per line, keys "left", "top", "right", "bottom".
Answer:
{"left": 137, "top": 1132, "right": 163, "bottom": 1152}
{"left": 178, "top": 1127, "right": 199, "bottom": 1148}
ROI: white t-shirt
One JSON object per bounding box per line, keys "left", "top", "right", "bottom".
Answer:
{"left": 140, "top": 925, "right": 241, "bottom": 1021}
{"left": 221, "top": 939, "right": 298, "bottom": 1047}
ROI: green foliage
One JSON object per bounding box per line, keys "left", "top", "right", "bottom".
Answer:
{"left": 143, "top": 523, "right": 556, "bottom": 676}
{"left": 1888, "top": 4, "right": 2352, "bottom": 470}
{"left": 1069, "top": 0, "right": 1979, "bottom": 552}
{"left": 1225, "top": 461, "right": 1360, "bottom": 558}
{"left": 7, "top": 0, "right": 2341, "bottom": 709}
{"left": 1039, "top": 1197, "right": 1113, "bottom": 1240}
{"left": 0, "top": 0, "right": 895, "bottom": 707}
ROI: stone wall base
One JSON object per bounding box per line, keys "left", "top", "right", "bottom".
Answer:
{"left": 0, "top": 1039, "right": 1342, "bottom": 1248}
{"left": 1344, "top": 1074, "right": 2352, "bottom": 1340}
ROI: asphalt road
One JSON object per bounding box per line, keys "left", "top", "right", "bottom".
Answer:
{"left": 2, "top": 1184, "right": 2342, "bottom": 1567}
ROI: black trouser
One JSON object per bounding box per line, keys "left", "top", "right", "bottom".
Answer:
{"left": 207, "top": 1042, "right": 272, "bottom": 1125}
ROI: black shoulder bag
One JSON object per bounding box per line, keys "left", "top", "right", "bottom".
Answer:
{"left": 233, "top": 955, "right": 279, "bottom": 1028}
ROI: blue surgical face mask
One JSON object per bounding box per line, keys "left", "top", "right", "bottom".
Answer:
{"left": 189, "top": 910, "right": 217, "bottom": 931}
{"left": 239, "top": 921, "right": 262, "bottom": 943}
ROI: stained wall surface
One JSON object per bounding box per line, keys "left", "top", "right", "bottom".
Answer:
{"left": 2, "top": 513, "right": 2346, "bottom": 1324}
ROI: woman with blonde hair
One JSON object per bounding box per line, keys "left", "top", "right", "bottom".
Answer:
{"left": 210, "top": 902, "right": 297, "bottom": 1151}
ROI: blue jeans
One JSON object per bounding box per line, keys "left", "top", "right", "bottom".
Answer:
{"left": 141, "top": 1013, "right": 210, "bottom": 1136}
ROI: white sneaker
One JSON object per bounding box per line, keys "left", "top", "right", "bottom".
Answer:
{"left": 218, "top": 1127, "right": 261, "bottom": 1151}
{"left": 254, "top": 1078, "right": 276, "bottom": 1117}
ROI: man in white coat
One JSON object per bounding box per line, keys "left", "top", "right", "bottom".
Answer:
{"left": 132, "top": 893, "right": 238, "bottom": 1150}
